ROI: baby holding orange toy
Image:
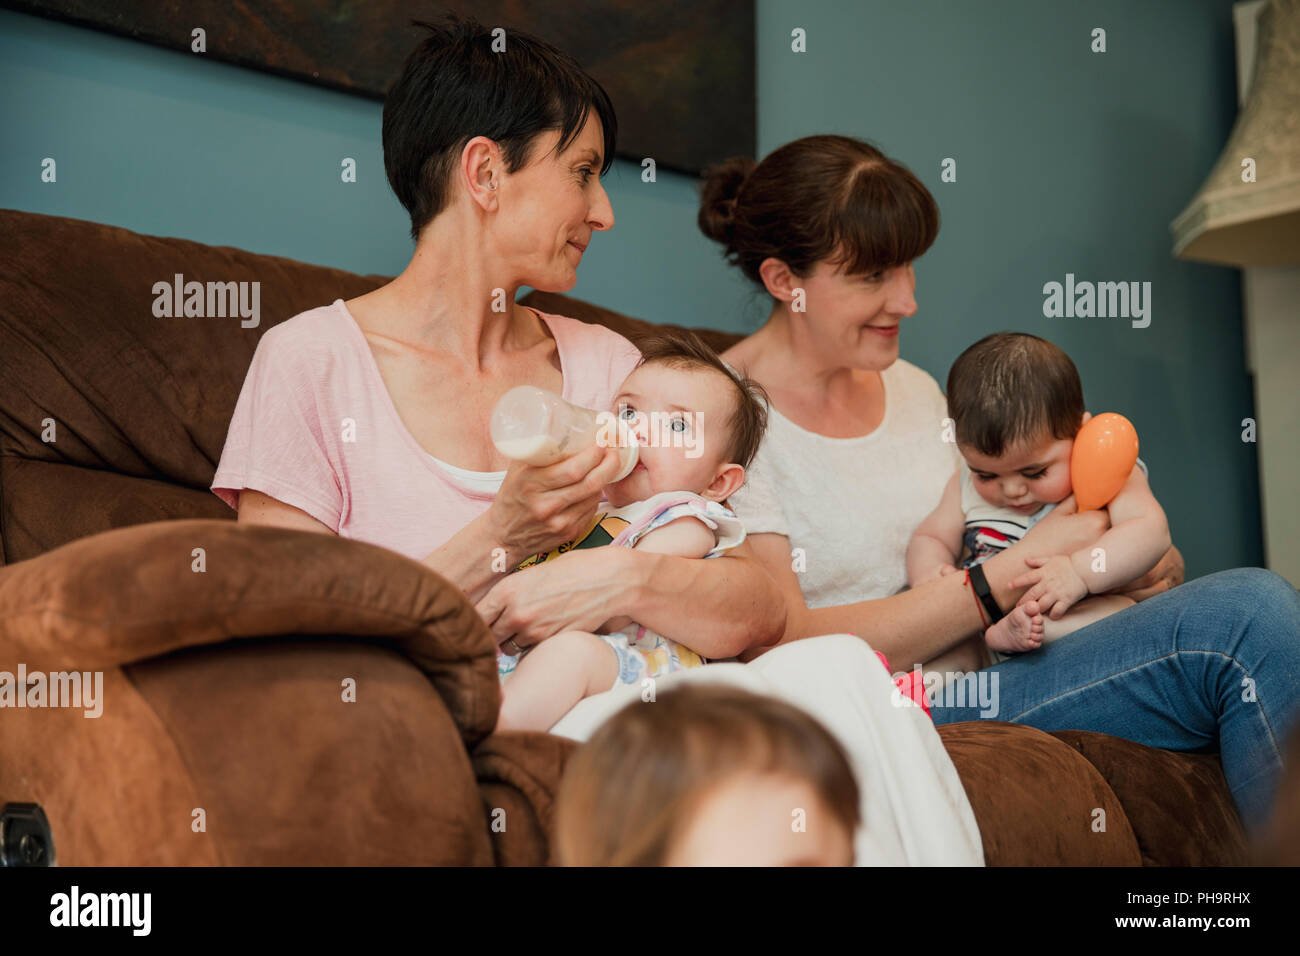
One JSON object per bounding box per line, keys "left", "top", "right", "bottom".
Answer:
{"left": 907, "top": 332, "right": 1171, "bottom": 664}
{"left": 495, "top": 331, "right": 766, "bottom": 731}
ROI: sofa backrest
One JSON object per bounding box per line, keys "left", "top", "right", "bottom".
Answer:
{"left": 0, "top": 210, "right": 388, "bottom": 564}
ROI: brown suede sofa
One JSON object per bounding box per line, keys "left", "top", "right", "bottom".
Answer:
{"left": 0, "top": 208, "right": 1281, "bottom": 865}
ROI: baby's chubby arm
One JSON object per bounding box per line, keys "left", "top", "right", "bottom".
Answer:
{"left": 906, "top": 470, "right": 965, "bottom": 586}
{"left": 631, "top": 515, "right": 718, "bottom": 559}
{"left": 1081, "top": 465, "right": 1172, "bottom": 589}
{"left": 1015, "top": 465, "right": 1171, "bottom": 616}
{"left": 599, "top": 516, "right": 717, "bottom": 632}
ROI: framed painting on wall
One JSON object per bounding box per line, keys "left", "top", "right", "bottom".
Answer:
{"left": 4, "top": 0, "right": 756, "bottom": 174}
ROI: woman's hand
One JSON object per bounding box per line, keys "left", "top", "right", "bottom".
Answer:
{"left": 485, "top": 442, "right": 625, "bottom": 567}
{"left": 475, "top": 546, "right": 638, "bottom": 648}
{"left": 1104, "top": 544, "right": 1184, "bottom": 602}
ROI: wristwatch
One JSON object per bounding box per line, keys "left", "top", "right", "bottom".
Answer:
{"left": 968, "top": 563, "right": 1005, "bottom": 625}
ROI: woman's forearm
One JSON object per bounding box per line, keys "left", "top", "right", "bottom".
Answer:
{"left": 747, "top": 508, "right": 1110, "bottom": 670}
{"left": 623, "top": 549, "right": 786, "bottom": 658}
{"left": 422, "top": 510, "right": 508, "bottom": 603}
{"left": 787, "top": 546, "right": 1030, "bottom": 671}
{"left": 795, "top": 573, "right": 977, "bottom": 671}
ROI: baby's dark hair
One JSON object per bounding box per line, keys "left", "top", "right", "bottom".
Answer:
{"left": 554, "top": 684, "right": 860, "bottom": 866}
{"left": 946, "top": 332, "right": 1085, "bottom": 457}
{"left": 633, "top": 328, "right": 769, "bottom": 469}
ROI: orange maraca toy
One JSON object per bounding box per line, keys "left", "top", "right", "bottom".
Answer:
{"left": 1071, "top": 413, "right": 1139, "bottom": 511}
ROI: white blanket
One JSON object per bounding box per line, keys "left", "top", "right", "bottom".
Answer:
{"left": 550, "top": 633, "right": 985, "bottom": 866}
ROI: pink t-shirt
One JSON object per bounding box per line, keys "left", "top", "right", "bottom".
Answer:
{"left": 211, "top": 298, "right": 643, "bottom": 562}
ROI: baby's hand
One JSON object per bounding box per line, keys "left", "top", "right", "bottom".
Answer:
{"left": 1010, "top": 555, "right": 1088, "bottom": 619}
{"left": 937, "top": 564, "right": 960, "bottom": 578}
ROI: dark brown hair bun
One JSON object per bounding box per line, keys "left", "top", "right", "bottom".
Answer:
{"left": 697, "top": 156, "right": 757, "bottom": 251}
{"left": 696, "top": 135, "right": 939, "bottom": 289}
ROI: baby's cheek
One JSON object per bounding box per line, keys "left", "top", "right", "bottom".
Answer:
{"left": 661, "top": 447, "right": 703, "bottom": 484}
{"left": 1045, "top": 473, "right": 1074, "bottom": 503}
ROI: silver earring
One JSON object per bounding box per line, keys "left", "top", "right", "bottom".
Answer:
{"left": 489, "top": 181, "right": 498, "bottom": 190}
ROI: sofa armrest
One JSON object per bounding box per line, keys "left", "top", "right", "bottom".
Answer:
{"left": 0, "top": 518, "right": 499, "bottom": 747}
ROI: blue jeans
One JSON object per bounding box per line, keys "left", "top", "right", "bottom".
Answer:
{"left": 929, "top": 568, "right": 1300, "bottom": 834}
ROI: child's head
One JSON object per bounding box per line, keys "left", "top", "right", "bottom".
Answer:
{"left": 554, "top": 684, "right": 859, "bottom": 866}
{"left": 604, "top": 329, "right": 768, "bottom": 508}
{"left": 947, "top": 332, "right": 1088, "bottom": 513}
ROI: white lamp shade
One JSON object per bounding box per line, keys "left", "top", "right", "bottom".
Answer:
{"left": 1171, "top": 0, "right": 1300, "bottom": 267}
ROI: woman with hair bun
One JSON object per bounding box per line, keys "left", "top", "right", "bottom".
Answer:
{"left": 705, "top": 134, "right": 1300, "bottom": 834}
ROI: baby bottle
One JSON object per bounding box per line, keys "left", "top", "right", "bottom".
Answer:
{"left": 490, "top": 385, "right": 639, "bottom": 480}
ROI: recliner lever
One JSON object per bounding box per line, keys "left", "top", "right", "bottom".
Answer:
{"left": 1, "top": 803, "right": 56, "bottom": 867}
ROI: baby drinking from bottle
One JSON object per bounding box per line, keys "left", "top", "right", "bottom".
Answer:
{"left": 493, "top": 329, "right": 769, "bottom": 732}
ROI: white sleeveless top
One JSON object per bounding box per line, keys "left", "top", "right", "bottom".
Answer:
{"left": 727, "top": 359, "right": 961, "bottom": 608}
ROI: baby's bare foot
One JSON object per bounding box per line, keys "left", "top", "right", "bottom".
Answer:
{"left": 985, "top": 601, "right": 1045, "bottom": 653}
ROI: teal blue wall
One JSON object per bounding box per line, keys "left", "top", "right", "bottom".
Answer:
{"left": 0, "top": 2, "right": 1260, "bottom": 578}
{"left": 752, "top": 0, "right": 1258, "bottom": 581}
{"left": 0, "top": 8, "right": 747, "bottom": 307}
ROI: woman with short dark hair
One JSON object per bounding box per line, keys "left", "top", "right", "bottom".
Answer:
{"left": 212, "top": 17, "right": 786, "bottom": 658}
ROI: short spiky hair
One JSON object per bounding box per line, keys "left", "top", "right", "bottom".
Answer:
{"left": 947, "top": 332, "right": 1085, "bottom": 457}
{"left": 383, "top": 15, "right": 617, "bottom": 240}
{"left": 633, "top": 328, "right": 769, "bottom": 469}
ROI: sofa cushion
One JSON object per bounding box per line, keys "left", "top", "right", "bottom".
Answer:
{"left": 0, "top": 209, "right": 387, "bottom": 565}
{"left": 1048, "top": 730, "right": 1247, "bottom": 865}
{"left": 937, "top": 721, "right": 1141, "bottom": 865}
{"left": 0, "top": 457, "right": 229, "bottom": 565}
